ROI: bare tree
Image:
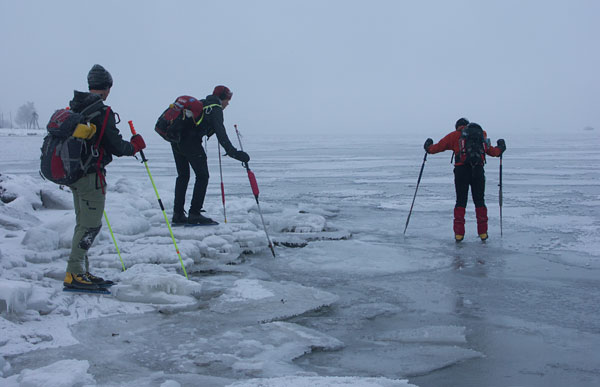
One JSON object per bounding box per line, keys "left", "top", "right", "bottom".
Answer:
{"left": 30, "top": 111, "right": 40, "bottom": 129}
{"left": 15, "top": 101, "right": 37, "bottom": 129}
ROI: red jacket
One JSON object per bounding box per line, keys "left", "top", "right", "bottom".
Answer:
{"left": 428, "top": 126, "right": 502, "bottom": 165}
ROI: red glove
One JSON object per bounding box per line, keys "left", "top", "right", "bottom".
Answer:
{"left": 130, "top": 134, "right": 146, "bottom": 153}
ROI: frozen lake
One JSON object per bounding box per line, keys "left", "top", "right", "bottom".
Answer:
{"left": 1, "top": 128, "right": 599, "bottom": 386}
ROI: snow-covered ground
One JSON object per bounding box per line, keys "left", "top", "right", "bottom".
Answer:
{"left": 0, "top": 127, "right": 599, "bottom": 386}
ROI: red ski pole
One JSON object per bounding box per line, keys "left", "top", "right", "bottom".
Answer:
{"left": 234, "top": 124, "right": 276, "bottom": 257}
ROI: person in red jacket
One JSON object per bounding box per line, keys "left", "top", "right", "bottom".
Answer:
{"left": 424, "top": 118, "right": 506, "bottom": 242}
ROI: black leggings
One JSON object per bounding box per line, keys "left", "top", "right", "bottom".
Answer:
{"left": 171, "top": 140, "right": 209, "bottom": 214}
{"left": 454, "top": 164, "right": 486, "bottom": 208}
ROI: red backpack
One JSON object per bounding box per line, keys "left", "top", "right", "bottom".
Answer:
{"left": 154, "top": 96, "right": 204, "bottom": 143}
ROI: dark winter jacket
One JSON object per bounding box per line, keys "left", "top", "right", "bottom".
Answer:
{"left": 69, "top": 91, "right": 136, "bottom": 174}
{"left": 186, "top": 95, "right": 237, "bottom": 156}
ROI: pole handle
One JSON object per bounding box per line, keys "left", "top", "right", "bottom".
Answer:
{"left": 234, "top": 124, "right": 245, "bottom": 151}
{"left": 128, "top": 120, "right": 137, "bottom": 135}
{"left": 127, "top": 120, "right": 147, "bottom": 161}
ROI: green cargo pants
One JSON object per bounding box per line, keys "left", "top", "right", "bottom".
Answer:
{"left": 67, "top": 173, "right": 106, "bottom": 274}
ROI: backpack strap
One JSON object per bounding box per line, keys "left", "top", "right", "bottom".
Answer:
{"left": 457, "top": 132, "right": 467, "bottom": 164}
{"left": 93, "top": 106, "right": 111, "bottom": 194}
{"left": 195, "top": 103, "right": 222, "bottom": 126}
{"left": 79, "top": 99, "right": 104, "bottom": 121}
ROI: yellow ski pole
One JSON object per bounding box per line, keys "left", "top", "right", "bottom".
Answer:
{"left": 217, "top": 142, "right": 227, "bottom": 223}
{"left": 103, "top": 211, "right": 126, "bottom": 271}
{"left": 128, "top": 120, "right": 188, "bottom": 279}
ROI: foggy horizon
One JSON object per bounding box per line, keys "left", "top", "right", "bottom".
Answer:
{"left": 1, "top": 0, "right": 598, "bottom": 139}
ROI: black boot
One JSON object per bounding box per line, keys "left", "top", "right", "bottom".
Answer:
{"left": 172, "top": 211, "right": 188, "bottom": 225}
{"left": 187, "top": 212, "right": 219, "bottom": 226}
{"left": 86, "top": 272, "right": 114, "bottom": 287}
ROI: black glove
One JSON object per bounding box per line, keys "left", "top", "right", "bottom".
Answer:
{"left": 424, "top": 138, "right": 433, "bottom": 152}
{"left": 231, "top": 150, "right": 250, "bottom": 163}
{"left": 496, "top": 139, "right": 506, "bottom": 153}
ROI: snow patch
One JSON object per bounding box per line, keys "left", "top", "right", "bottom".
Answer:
{"left": 0, "top": 279, "right": 32, "bottom": 314}
{"left": 113, "top": 263, "right": 202, "bottom": 305}
{"left": 0, "top": 359, "right": 95, "bottom": 387}
{"left": 21, "top": 227, "right": 60, "bottom": 251}
{"left": 271, "top": 211, "right": 327, "bottom": 233}
{"left": 225, "top": 279, "right": 275, "bottom": 301}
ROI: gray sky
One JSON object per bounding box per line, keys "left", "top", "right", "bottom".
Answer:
{"left": 1, "top": 0, "right": 598, "bottom": 139}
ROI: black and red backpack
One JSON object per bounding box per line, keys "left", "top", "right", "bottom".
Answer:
{"left": 40, "top": 99, "right": 110, "bottom": 185}
{"left": 457, "top": 123, "right": 487, "bottom": 166}
{"left": 154, "top": 96, "right": 204, "bottom": 143}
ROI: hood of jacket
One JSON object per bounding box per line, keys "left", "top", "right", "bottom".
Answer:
{"left": 69, "top": 90, "right": 104, "bottom": 113}
{"left": 203, "top": 94, "right": 222, "bottom": 106}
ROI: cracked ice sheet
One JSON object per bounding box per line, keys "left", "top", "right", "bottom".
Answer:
{"left": 303, "top": 344, "right": 483, "bottom": 378}
{"left": 226, "top": 376, "right": 417, "bottom": 387}
{"left": 0, "top": 264, "right": 209, "bottom": 358}
{"left": 210, "top": 278, "right": 339, "bottom": 323}
{"left": 0, "top": 170, "right": 332, "bottom": 336}
{"left": 0, "top": 286, "right": 156, "bottom": 357}
{"left": 369, "top": 325, "right": 468, "bottom": 344}
{"left": 282, "top": 239, "right": 450, "bottom": 276}
{"left": 174, "top": 321, "right": 343, "bottom": 378}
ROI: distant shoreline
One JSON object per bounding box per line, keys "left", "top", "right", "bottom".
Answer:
{"left": 0, "top": 128, "right": 45, "bottom": 136}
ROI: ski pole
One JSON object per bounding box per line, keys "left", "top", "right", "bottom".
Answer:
{"left": 499, "top": 154, "right": 503, "bottom": 237}
{"left": 128, "top": 120, "right": 189, "bottom": 279}
{"left": 103, "top": 211, "right": 126, "bottom": 271}
{"left": 234, "top": 124, "right": 276, "bottom": 257}
{"left": 404, "top": 152, "right": 428, "bottom": 235}
{"left": 217, "top": 142, "right": 227, "bottom": 223}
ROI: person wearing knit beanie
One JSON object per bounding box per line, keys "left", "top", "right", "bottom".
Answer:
{"left": 87, "top": 64, "right": 113, "bottom": 90}
{"left": 61, "top": 64, "right": 146, "bottom": 292}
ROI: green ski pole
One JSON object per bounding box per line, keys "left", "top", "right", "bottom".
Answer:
{"left": 128, "top": 120, "right": 188, "bottom": 279}
{"left": 103, "top": 211, "right": 126, "bottom": 271}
